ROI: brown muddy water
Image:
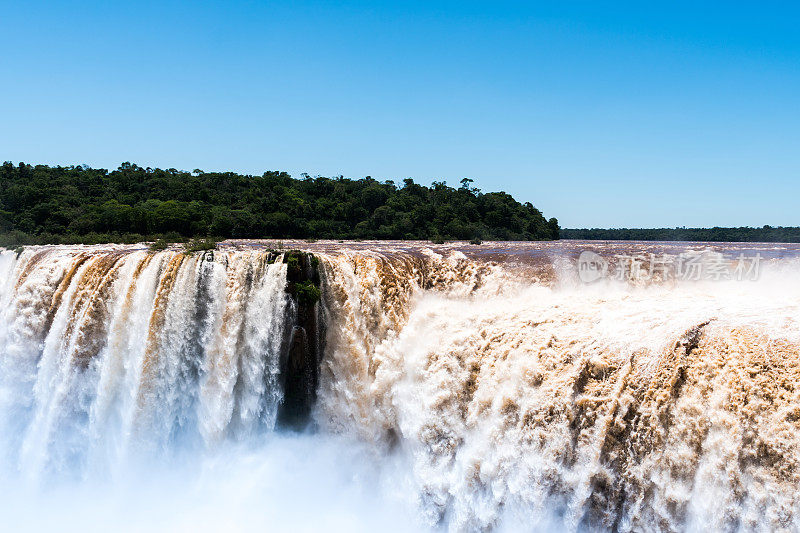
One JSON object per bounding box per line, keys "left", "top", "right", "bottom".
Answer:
{"left": 1, "top": 241, "right": 800, "bottom": 531}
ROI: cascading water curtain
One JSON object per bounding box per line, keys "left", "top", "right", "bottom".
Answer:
{"left": 0, "top": 248, "right": 292, "bottom": 481}
{"left": 3, "top": 244, "right": 800, "bottom": 532}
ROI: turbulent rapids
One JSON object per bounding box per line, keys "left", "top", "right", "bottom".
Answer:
{"left": 2, "top": 241, "right": 800, "bottom": 532}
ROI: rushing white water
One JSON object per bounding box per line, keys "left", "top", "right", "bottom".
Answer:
{"left": 0, "top": 247, "right": 291, "bottom": 482}
{"left": 2, "top": 242, "right": 800, "bottom": 532}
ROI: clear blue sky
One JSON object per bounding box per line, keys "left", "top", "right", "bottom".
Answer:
{"left": 2, "top": 1, "right": 798, "bottom": 228}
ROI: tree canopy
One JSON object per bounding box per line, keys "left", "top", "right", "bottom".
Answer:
{"left": 0, "top": 162, "right": 559, "bottom": 246}
{"left": 561, "top": 227, "right": 800, "bottom": 243}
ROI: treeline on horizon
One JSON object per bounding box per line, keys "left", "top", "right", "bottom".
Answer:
{"left": 561, "top": 227, "right": 800, "bottom": 243}
{"left": 0, "top": 161, "right": 559, "bottom": 247}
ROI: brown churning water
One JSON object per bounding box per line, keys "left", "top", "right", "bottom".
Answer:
{"left": 2, "top": 240, "right": 800, "bottom": 532}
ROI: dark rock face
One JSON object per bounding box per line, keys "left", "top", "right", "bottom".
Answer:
{"left": 277, "top": 251, "right": 323, "bottom": 430}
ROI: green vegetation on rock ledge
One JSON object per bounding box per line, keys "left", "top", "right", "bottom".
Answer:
{"left": 183, "top": 237, "right": 218, "bottom": 253}
{"left": 283, "top": 251, "right": 322, "bottom": 305}
{"left": 293, "top": 281, "right": 322, "bottom": 305}
{"left": 0, "top": 162, "right": 558, "bottom": 246}
{"left": 148, "top": 238, "right": 170, "bottom": 251}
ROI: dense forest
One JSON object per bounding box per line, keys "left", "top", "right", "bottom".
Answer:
{"left": 561, "top": 227, "right": 800, "bottom": 243}
{"left": 0, "top": 162, "right": 559, "bottom": 246}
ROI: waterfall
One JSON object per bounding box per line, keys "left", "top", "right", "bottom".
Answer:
{"left": 314, "top": 246, "right": 800, "bottom": 531}
{"left": 1, "top": 242, "right": 800, "bottom": 531}
{"left": 0, "top": 247, "right": 292, "bottom": 481}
